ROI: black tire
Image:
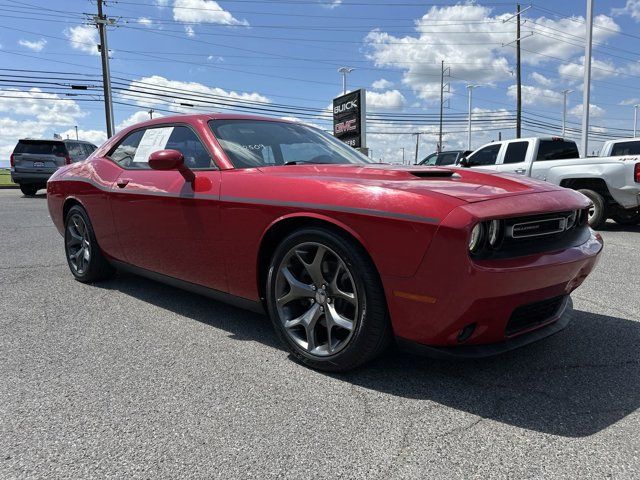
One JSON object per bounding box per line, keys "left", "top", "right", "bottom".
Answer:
{"left": 64, "top": 205, "right": 115, "bottom": 283}
{"left": 611, "top": 210, "right": 640, "bottom": 226}
{"left": 19, "top": 184, "right": 38, "bottom": 196}
{"left": 577, "top": 189, "right": 607, "bottom": 230}
{"left": 266, "top": 227, "right": 391, "bottom": 372}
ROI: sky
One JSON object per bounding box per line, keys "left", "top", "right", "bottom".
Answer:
{"left": 1, "top": 0, "right": 640, "bottom": 167}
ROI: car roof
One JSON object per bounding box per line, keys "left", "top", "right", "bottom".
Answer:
{"left": 123, "top": 113, "right": 297, "bottom": 131}
{"left": 17, "top": 138, "right": 96, "bottom": 145}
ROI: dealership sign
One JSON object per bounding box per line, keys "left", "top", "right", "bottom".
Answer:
{"left": 333, "top": 89, "right": 366, "bottom": 149}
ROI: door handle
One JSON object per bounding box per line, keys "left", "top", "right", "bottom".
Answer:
{"left": 514, "top": 168, "right": 526, "bottom": 174}
{"left": 116, "top": 178, "right": 131, "bottom": 188}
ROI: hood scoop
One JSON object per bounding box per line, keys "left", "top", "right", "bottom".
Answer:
{"left": 409, "top": 170, "right": 458, "bottom": 179}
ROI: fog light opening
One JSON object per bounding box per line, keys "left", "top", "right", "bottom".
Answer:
{"left": 457, "top": 322, "right": 477, "bottom": 343}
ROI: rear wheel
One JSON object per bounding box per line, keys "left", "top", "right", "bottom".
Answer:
{"left": 266, "top": 227, "right": 391, "bottom": 372}
{"left": 577, "top": 189, "right": 607, "bottom": 230}
{"left": 19, "top": 184, "right": 39, "bottom": 196}
{"left": 611, "top": 209, "right": 640, "bottom": 226}
{"left": 64, "top": 205, "right": 114, "bottom": 283}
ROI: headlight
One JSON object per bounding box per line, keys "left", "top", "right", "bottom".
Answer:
{"left": 469, "top": 223, "right": 484, "bottom": 253}
{"left": 487, "top": 219, "right": 502, "bottom": 247}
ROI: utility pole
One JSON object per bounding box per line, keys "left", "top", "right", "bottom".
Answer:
{"left": 438, "top": 60, "right": 450, "bottom": 152}
{"left": 337, "top": 67, "right": 354, "bottom": 95}
{"left": 581, "top": 0, "right": 593, "bottom": 158}
{"left": 413, "top": 132, "right": 421, "bottom": 164}
{"left": 516, "top": 3, "right": 522, "bottom": 138}
{"left": 95, "top": 0, "right": 115, "bottom": 138}
{"left": 401, "top": 147, "right": 405, "bottom": 165}
{"left": 466, "top": 85, "right": 480, "bottom": 150}
{"left": 74, "top": 125, "right": 78, "bottom": 140}
{"left": 634, "top": 104, "right": 639, "bottom": 138}
{"left": 562, "top": 89, "right": 573, "bottom": 137}
{"left": 148, "top": 108, "right": 154, "bottom": 119}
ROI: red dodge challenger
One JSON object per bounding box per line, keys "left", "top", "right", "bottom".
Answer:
{"left": 47, "top": 114, "right": 603, "bottom": 371}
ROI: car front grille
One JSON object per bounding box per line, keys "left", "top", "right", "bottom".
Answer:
{"left": 505, "top": 295, "right": 566, "bottom": 336}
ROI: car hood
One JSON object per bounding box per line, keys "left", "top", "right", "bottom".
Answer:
{"left": 256, "top": 164, "right": 561, "bottom": 203}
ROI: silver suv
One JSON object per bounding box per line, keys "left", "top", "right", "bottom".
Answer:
{"left": 10, "top": 139, "right": 98, "bottom": 196}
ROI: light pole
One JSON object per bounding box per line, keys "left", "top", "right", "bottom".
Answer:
{"left": 337, "top": 67, "right": 354, "bottom": 95}
{"left": 581, "top": 0, "right": 594, "bottom": 157}
{"left": 74, "top": 125, "right": 78, "bottom": 140}
{"left": 562, "top": 89, "right": 573, "bottom": 137}
{"left": 401, "top": 147, "right": 405, "bottom": 165}
{"left": 466, "top": 84, "right": 480, "bottom": 150}
{"left": 634, "top": 104, "right": 639, "bottom": 138}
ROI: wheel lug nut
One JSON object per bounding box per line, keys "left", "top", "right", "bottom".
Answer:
{"left": 312, "top": 285, "right": 317, "bottom": 291}
{"left": 320, "top": 306, "right": 324, "bottom": 312}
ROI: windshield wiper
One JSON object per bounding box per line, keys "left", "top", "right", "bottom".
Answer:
{"left": 282, "top": 160, "right": 332, "bottom": 165}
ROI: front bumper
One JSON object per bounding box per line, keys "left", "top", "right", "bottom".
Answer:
{"left": 397, "top": 296, "right": 573, "bottom": 359}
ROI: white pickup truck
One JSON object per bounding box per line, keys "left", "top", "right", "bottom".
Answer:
{"left": 459, "top": 136, "right": 640, "bottom": 229}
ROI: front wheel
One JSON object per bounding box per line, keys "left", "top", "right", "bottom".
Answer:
{"left": 577, "top": 189, "right": 607, "bottom": 230}
{"left": 64, "top": 205, "right": 115, "bottom": 283}
{"left": 266, "top": 227, "right": 391, "bottom": 372}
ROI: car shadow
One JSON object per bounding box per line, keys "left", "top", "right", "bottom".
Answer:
{"left": 97, "top": 271, "right": 639, "bottom": 438}
{"left": 598, "top": 220, "right": 640, "bottom": 233}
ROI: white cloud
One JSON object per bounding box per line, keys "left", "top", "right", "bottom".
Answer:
{"left": 569, "top": 103, "right": 605, "bottom": 118}
{"left": 372, "top": 78, "right": 393, "bottom": 90}
{"left": 156, "top": 0, "right": 170, "bottom": 6}
{"left": 530, "top": 72, "right": 552, "bottom": 87}
{"left": 137, "top": 17, "right": 153, "bottom": 27}
{"left": 60, "top": 128, "right": 107, "bottom": 145}
{"left": 364, "top": 5, "right": 619, "bottom": 101}
{"left": 116, "top": 110, "right": 164, "bottom": 132}
{"left": 321, "top": 0, "right": 342, "bottom": 9}
{"left": 507, "top": 84, "right": 563, "bottom": 107}
{"left": 185, "top": 25, "right": 195, "bottom": 37}
{"left": 0, "top": 88, "right": 85, "bottom": 123}
{"left": 558, "top": 56, "right": 621, "bottom": 81}
{"left": 64, "top": 25, "right": 99, "bottom": 55}
{"left": 612, "top": 0, "right": 640, "bottom": 21}
{"left": 619, "top": 98, "right": 640, "bottom": 106}
{"left": 18, "top": 38, "right": 46, "bottom": 52}
{"left": 121, "top": 75, "right": 270, "bottom": 113}
{"left": 173, "top": 0, "right": 248, "bottom": 26}
{"left": 366, "top": 90, "right": 406, "bottom": 111}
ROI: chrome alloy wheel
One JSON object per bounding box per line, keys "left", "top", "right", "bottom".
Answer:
{"left": 588, "top": 204, "right": 596, "bottom": 221}
{"left": 275, "top": 242, "right": 359, "bottom": 357}
{"left": 66, "top": 213, "right": 91, "bottom": 275}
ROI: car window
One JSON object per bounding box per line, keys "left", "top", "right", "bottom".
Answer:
{"left": 67, "top": 142, "right": 87, "bottom": 162}
{"left": 165, "top": 126, "right": 213, "bottom": 169}
{"left": 209, "top": 119, "right": 372, "bottom": 169}
{"left": 108, "top": 126, "right": 212, "bottom": 170}
{"left": 610, "top": 141, "right": 640, "bottom": 156}
{"left": 109, "top": 129, "right": 146, "bottom": 168}
{"left": 467, "top": 144, "right": 501, "bottom": 166}
{"left": 503, "top": 141, "right": 529, "bottom": 164}
{"left": 421, "top": 153, "right": 438, "bottom": 165}
{"left": 13, "top": 140, "right": 67, "bottom": 156}
{"left": 436, "top": 152, "right": 458, "bottom": 165}
{"left": 83, "top": 143, "right": 96, "bottom": 157}
{"left": 536, "top": 140, "right": 580, "bottom": 161}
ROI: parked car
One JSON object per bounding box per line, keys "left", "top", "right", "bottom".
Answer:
{"left": 459, "top": 137, "right": 640, "bottom": 228}
{"left": 47, "top": 114, "right": 602, "bottom": 371}
{"left": 599, "top": 137, "right": 640, "bottom": 157}
{"left": 10, "top": 138, "right": 98, "bottom": 196}
{"left": 420, "top": 150, "right": 473, "bottom": 166}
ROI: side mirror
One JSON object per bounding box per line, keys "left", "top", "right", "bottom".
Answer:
{"left": 148, "top": 149, "right": 195, "bottom": 182}
{"left": 458, "top": 156, "right": 470, "bottom": 168}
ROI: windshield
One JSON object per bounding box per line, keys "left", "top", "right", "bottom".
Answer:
{"left": 209, "top": 119, "right": 373, "bottom": 168}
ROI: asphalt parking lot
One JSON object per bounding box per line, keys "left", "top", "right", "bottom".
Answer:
{"left": 1, "top": 188, "right": 638, "bottom": 479}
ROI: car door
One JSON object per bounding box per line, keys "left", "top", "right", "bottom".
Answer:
{"left": 108, "top": 124, "right": 227, "bottom": 292}
{"left": 494, "top": 141, "right": 530, "bottom": 175}
{"left": 465, "top": 144, "right": 502, "bottom": 172}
